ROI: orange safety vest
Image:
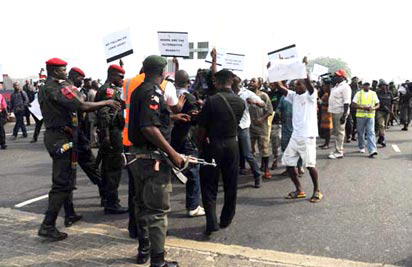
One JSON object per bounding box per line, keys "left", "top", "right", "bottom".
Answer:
{"left": 122, "top": 73, "right": 168, "bottom": 146}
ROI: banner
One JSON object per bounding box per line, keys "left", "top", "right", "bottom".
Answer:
{"left": 103, "top": 29, "right": 134, "bottom": 63}
{"left": 158, "top": 31, "right": 189, "bottom": 58}
{"left": 268, "top": 61, "right": 307, "bottom": 82}
{"left": 268, "top": 44, "right": 298, "bottom": 63}
{"left": 223, "top": 53, "right": 245, "bottom": 72}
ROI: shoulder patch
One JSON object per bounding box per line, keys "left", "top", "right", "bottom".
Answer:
{"left": 61, "top": 87, "right": 76, "bottom": 100}
{"left": 106, "top": 88, "right": 114, "bottom": 98}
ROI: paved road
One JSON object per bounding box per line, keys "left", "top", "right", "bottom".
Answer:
{"left": 0, "top": 123, "right": 411, "bottom": 266}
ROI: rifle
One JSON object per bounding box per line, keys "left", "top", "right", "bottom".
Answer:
{"left": 121, "top": 151, "right": 217, "bottom": 184}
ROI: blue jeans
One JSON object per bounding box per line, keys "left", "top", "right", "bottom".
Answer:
{"left": 356, "top": 117, "right": 377, "bottom": 153}
{"left": 238, "top": 127, "right": 261, "bottom": 178}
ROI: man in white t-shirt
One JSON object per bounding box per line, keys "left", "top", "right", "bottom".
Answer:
{"left": 277, "top": 76, "right": 323, "bottom": 203}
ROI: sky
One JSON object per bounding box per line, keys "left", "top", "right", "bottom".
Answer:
{"left": 1, "top": 0, "right": 411, "bottom": 83}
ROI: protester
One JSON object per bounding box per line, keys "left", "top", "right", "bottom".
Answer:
{"left": 232, "top": 75, "right": 265, "bottom": 188}
{"left": 10, "top": 82, "right": 29, "bottom": 139}
{"left": 268, "top": 81, "right": 284, "bottom": 170}
{"left": 249, "top": 77, "right": 273, "bottom": 179}
{"left": 352, "top": 82, "right": 379, "bottom": 157}
{"left": 376, "top": 81, "right": 394, "bottom": 147}
{"left": 398, "top": 81, "right": 412, "bottom": 131}
{"left": 0, "top": 92, "right": 8, "bottom": 149}
{"left": 23, "top": 80, "right": 34, "bottom": 126}
{"left": 328, "top": 70, "right": 351, "bottom": 159}
{"left": 277, "top": 70, "right": 323, "bottom": 203}
{"left": 319, "top": 81, "right": 333, "bottom": 149}
{"left": 346, "top": 76, "right": 360, "bottom": 142}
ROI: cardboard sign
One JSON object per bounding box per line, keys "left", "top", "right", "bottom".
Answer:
{"left": 158, "top": 31, "right": 189, "bottom": 58}
{"left": 268, "top": 44, "right": 298, "bottom": 62}
{"left": 268, "top": 61, "right": 307, "bottom": 82}
{"left": 103, "top": 29, "right": 134, "bottom": 63}
{"left": 28, "top": 96, "right": 43, "bottom": 120}
{"left": 312, "top": 64, "right": 329, "bottom": 79}
{"left": 223, "top": 53, "right": 245, "bottom": 72}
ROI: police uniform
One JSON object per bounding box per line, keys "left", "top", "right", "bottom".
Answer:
{"left": 95, "top": 70, "right": 126, "bottom": 213}
{"left": 198, "top": 87, "right": 245, "bottom": 234}
{"left": 128, "top": 56, "right": 178, "bottom": 267}
{"left": 38, "top": 58, "right": 82, "bottom": 240}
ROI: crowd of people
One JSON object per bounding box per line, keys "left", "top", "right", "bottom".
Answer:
{"left": 0, "top": 50, "right": 412, "bottom": 267}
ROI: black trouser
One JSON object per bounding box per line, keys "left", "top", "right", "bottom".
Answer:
{"left": 200, "top": 137, "right": 239, "bottom": 231}
{"left": 32, "top": 115, "right": 43, "bottom": 141}
{"left": 125, "top": 146, "right": 138, "bottom": 234}
{"left": 13, "top": 111, "right": 27, "bottom": 137}
{"left": 25, "top": 108, "right": 31, "bottom": 125}
{"left": 345, "top": 109, "right": 357, "bottom": 139}
{"left": 0, "top": 112, "right": 6, "bottom": 146}
{"left": 98, "top": 128, "right": 123, "bottom": 206}
{"left": 77, "top": 130, "right": 102, "bottom": 187}
{"left": 43, "top": 129, "right": 76, "bottom": 224}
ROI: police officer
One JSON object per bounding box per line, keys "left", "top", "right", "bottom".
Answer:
{"left": 128, "top": 55, "right": 183, "bottom": 267}
{"left": 95, "top": 65, "right": 128, "bottom": 214}
{"left": 197, "top": 69, "right": 245, "bottom": 236}
{"left": 38, "top": 58, "right": 120, "bottom": 241}
{"left": 64, "top": 67, "right": 104, "bottom": 225}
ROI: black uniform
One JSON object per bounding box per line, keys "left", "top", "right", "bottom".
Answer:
{"left": 128, "top": 81, "right": 172, "bottom": 263}
{"left": 95, "top": 82, "right": 125, "bottom": 210}
{"left": 38, "top": 78, "right": 82, "bottom": 231}
{"left": 198, "top": 88, "right": 245, "bottom": 232}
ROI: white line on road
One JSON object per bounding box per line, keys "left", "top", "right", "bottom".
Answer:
{"left": 14, "top": 194, "right": 48, "bottom": 208}
{"left": 392, "top": 144, "right": 401, "bottom": 153}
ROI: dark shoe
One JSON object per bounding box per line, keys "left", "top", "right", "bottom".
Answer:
{"left": 351, "top": 137, "right": 357, "bottom": 141}
{"left": 254, "top": 176, "right": 261, "bottom": 188}
{"left": 369, "top": 151, "right": 378, "bottom": 158}
{"left": 22, "top": 134, "right": 28, "bottom": 138}
{"left": 64, "top": 214, "right": 82, "bottom": 227}
{"left": 401, "top": 127, "right": 408, "bottom": 131}
{"left": 30, "top": 139, "right": 37, "bottom": 143}
{"left": 270, "top": 161, "right": 277, "bottom": 170}
{"left": 128, "top": 227, "right": 138, "bottom": 239}
{"left": 104, "top": 204, "right": 128, "bottom": 214}
{"left": 204, "top": 227, "right": 219, "bottom": 236}
{"left": 345, "top": 138, "right": 351, "bottom": 143}
{"left": 38, "top": 224, "right": 68, "bottom": 241}
{"left": 11, "top": 136, "right": 17, "bottom": 141}
{"left": 136, "top": 250, "right": 150, "bottom": 264}
{"left": 0, "top": 145, "right": 6, "bottom": 150}
{"left": 377, "top": 136, "right": 383, "bottom": 145}
{"left": 219, "top": 221, "right": 231, "bottom": 229}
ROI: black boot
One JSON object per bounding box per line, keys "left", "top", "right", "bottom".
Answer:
{"left": 381, "top": 136, "right": 386, "bottom": 147}
{"left": 38, "top": 212, "right": 68, "bottom": 241}
{"left": 104, "top": 203, "right": 128, "bottom": 214}
{"left": 254, "top": 175, "right": 261, "bottom": 188}
{"left": 203, "top": 204, "right": 219, "bottom": 236}
{"left": 150, "top": 252, "right": 179, "bottom": 267}
{"left": 136, "top": 238, "right": 150, "bottom": 264}
{"left": 64, "top": 199, "right": 82, "bottom": 227}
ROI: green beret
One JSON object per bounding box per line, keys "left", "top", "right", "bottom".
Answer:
{"left": 143, "top": 55, "right": 167, "bottom": 71}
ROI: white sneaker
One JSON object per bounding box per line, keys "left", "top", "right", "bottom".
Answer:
{"left": 187, "top": 206, "right": 206, "bottom": 217}
{"left": 359, "top": 148, "right": 366, "bottom": 153}
{"left": 328, "top": 152, "right": 344, "bottom": 159}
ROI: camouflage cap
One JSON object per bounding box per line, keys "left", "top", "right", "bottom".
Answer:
{"left": 143, "top": 55, "right": 167, "bottom": 72}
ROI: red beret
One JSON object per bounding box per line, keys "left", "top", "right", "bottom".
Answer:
{"left": 108, "top": 64, "right": 125, "bottom": 74}
{"left": 335, "top": 69, "right": 347, "bottom": 78}
{"left": 46, "top": 58, "right": 67, "bottom": 66}
{"left": 71, "top": 67, "right": 85, "bottom": 77}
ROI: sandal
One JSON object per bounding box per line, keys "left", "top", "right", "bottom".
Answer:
{"left": 285, "top": 191, "right": 306, "bottom": 199}
{"left": 310, "top": 191, "right": 323, "bottom": 203}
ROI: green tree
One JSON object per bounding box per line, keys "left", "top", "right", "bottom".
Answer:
{"left": 308, "top": 57, "right": 351, "bottom": 77}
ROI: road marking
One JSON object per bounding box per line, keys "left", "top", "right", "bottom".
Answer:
{"left": 392, "top": 144, "right": 401, "bottom": 153}
{"left": 14, "top": 194, "right": 48, "bottom": 208}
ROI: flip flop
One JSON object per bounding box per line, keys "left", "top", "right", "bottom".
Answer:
{"left": 310, "top": 191, "right": 323, "bottom": 203}
{"left": 285, "top": 191, "right": 306, "bottom": 199}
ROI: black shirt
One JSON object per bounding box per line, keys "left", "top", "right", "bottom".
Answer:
{"left": 268, "top": 89, "right": 283, "bottom": 124}
{"left": 377, "top": 90, "right": 393, "bottom": 112}
{"left": 198, "top": 89, "right": 245, "bottom": 140}
{"left": 128, "top": 81, "right": 171, "bottom": 149}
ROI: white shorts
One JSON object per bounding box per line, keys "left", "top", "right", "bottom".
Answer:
{"left": 282, "top": 136, "right": 317, "bottom": 168}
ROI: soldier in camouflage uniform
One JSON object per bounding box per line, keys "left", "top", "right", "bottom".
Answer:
{"left": 38, "top": 58, "right": 120, "bottom": 241}
{"left": 94, "top": 64, "right": 127, "bottom": 214}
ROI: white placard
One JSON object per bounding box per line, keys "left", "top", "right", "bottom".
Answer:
{"left": 268, "top": 44, "right": 298, "bottom": 63}
{"left": 158, "top": 31, "right": 189, "bottom": 58}
{"left": 103, "top": 29, "right": 134, "bottom": 63}
{"left": 312, "top": 64, "right": 329, "bottom": 78}
{"left": 223, "top": 53, "right": 245, "bottom": 72}
{"left": 268, "top": 61, "right": 307, "bottom": 82}
{"left": 28, "top": 96, "right": 43, "bottom": 120}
